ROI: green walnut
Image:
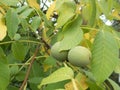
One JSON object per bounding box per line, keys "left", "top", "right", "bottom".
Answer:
{"left": 68, "top": 46, "right": 91, "bottom": 67}
{"left": 51, "top": 42, "right": 68, "bottom": 61}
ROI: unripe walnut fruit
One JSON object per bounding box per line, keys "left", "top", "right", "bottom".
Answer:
{"left": 68, "top": 46, "right": 91, "bottom": 67}
{"left": 51, "top": 42, "right": 68, "bottom": 61}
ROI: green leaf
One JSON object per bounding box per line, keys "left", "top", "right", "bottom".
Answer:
{"left": 82, "top": 0, "right": 96, "bottom": 26}
{"left": 87, "top": 79, "right": 105, "bottom": 90}
{"left": 16, "top": 6, "right": 28, "bottom": 14}
{"left": 30, "top": 61, "right": 43, "bottom": 77}
{"left": 38, "top": 67, "right": 74, "bottom": 89}
{"left": 55, "top": 0, "right": 76, "bottom": 13}
{"left": 29, "top": 77, "right": 43, "bottom": 84}
{"left": 91, "top": 30, "right": 119, "bottom": 83}
{"left": 10, "top": 65, "right": 19, "bottom": 76}
{"left": 7, "top": 53, "right": 19, "bottom": 64}
{"left": 108, "top": 78, "right": 120, "bottom": 90}
{"left": 15, "top": 71, "right": 26, "bottom": 81}
{"left": 21, "top": 19, "right": 29, "bottom": 31}
{"left": 37, "top": 10, "right": 53, "bottom": 28}
{"left": 0, "top": 0, "right": 18, "bottom": 6}
{"left": 29, "top": 83, "right": 39, "bottom": 90}
{"left": 6, "top": 9, "right": 19, "bottom": 39}
{"left": 56, "top": 0, "right": 76, "bottom": 28}
{"left": 43, "top": 56, "right": 56, "bottom": 66}
{"left": 45, "top": 81, "right": 68, "bottom": 90}
{"left": 31, "top": 16, "right": 41, "bottom": 32}
{"left": 114, "top": 62, "right": 120, "bottom": 73}
{"left": 0, "top": 47, "right": 10, "bottom": 90}
{"left": 97, "top": 0, "right": 113, "bottom": 17}
{"left": 11, "top": 42, "right": 29, "bottom": 61}
{"left": 7, "top": 85, "right": 19, "bottom": 90}
{"left": 82, "top": 2, "right": 92, "bottom": 23}
{"left": 89, "top": 0, "right": 96, "bottom": 26}
{"left": 59, "top": 15, "right": 83, "bottom": 51}
{"left": 19, "top": 8, "right": 33, "bottom": 19}
{"left": 113, "top": 0, "right": 120, "bottom": 11}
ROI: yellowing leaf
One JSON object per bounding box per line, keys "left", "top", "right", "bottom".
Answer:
{"left": 0, "top": 13, "right": 7, "bottom": 41}
{"left": 89, "top": 30, "right": 98, "bottom": 38}
{"left": 75, "top": 73, "right": 88, "bottom": 90}
{"left": 84, "top": 30, "right": 97, "bottom": 43}
{"left": 76, "top": 4, "right": 82, "bottom": 14}
{"left": 46, "top": 1, "right": 56, "bottom": 19}
{"left": 112, "top": 10, "right": 120, "bottom": 19}
{"left": 0, "top": 7, "right": 5, "bottom": 15}
{"left": 65, "top": 81, "right": 74, "bottom": 90}
{"left": 90, "top": 38, "right": 94, "bottom": 43}
{"left": 27, "top": 0, "right": 40, "bottom": 9}
{"left": 84, "top": 33, "right": 90, "bottom": 40}
{"left": 43, "top": 64, "right": 52, "bottom": 72}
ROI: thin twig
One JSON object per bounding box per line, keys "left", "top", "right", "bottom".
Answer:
{"left": 0, "top": 40, "right": 41, "bottom": 45}
{"left": 41, "top": 0, "right": 48, "bottom": 11}
{"left": 19, "top": 44, "right": 40, "bottom": 90}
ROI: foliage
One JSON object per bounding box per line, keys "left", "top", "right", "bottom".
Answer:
{"left": 0, "top": 0, "right": 120, "bottom": 90}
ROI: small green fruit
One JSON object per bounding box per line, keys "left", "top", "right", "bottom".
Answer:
{"left": 13, "top": 33, "right": 21, "bottom": 40}
{"left": 68, "top": 46, "right": 91, "bottom": 67}
{"left": 51, "top": 42, "right": 68, "bottom": 61}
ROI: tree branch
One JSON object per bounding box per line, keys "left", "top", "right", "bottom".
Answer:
{"left": 19, "top": 44, "right": 40, "bottom": 90}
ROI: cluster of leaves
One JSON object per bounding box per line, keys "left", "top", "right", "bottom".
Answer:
{"left": 0, "top": 0, "right": 120, "bottom": 90}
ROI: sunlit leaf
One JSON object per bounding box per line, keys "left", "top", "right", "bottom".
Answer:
{"left": 91, "top": 30, "right": 119, "bottom": 83}
{"left": 114, "top": 62, "right": 120, "bottom": 73}
{"left": 59, "top": 15, "right": 83, "bottom": 51}
{"left": 56, "top": 0, "right": 76, "bottom": 28}
{"left": 38, "top": 67, "right": 74, "bottom": 89}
